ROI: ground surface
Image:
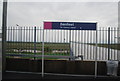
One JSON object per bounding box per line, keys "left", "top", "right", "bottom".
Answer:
{"left": 2, "top": 72, "right": 120, "bottom": 80}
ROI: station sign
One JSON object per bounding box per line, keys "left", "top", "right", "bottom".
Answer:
{"left": 44, "top": 22, "right": 96, "bottom": 30}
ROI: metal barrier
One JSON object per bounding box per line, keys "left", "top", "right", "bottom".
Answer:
{"left": 6, "top": 27, "right": 120, "bottom": 61}
{"left": 4, "top": 27, "right": 120, "bottom": 77}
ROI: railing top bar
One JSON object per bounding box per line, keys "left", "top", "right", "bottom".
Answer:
{"left": 6, "top": 27, "right": 119, "bottom": 29}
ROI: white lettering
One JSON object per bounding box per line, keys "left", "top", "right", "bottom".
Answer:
{"left": 60, "top": 23, "right": 74, "bottom": 27}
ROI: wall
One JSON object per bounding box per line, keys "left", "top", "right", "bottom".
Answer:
{"left": 6, "top": 58, "right": 120, "bottom": 76}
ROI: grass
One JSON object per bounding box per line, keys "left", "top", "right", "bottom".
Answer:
{"left": 6, "top": 41, "right": 70, "bottom": 50}
{"left": 6, "top": 41, "right": 70, "bottom": 59}
{"left": 89, "top": 43, "right": 120, "bottom": 50}
{"left": 6, "top": 41, "right": 120, "bottom": 59}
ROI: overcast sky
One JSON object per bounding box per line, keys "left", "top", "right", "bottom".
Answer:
{"left": 0, "top": 1, "right": 119, "bottom": 28}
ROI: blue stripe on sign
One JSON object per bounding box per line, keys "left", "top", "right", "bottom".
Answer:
{"left": 52, "top": 22, "right": 96, "bottom": 30}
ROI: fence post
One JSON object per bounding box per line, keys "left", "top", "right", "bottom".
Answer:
{"left": 34, "top": 27, "right": 36, "bottom": 60}
{"left": 42, "top": 28, "right": 45, "bottom": 77}
{"left": 117, "top": 27, "right": 120, "bottom": 60}
{"left": 69, "top": 30, "right": 73, "bottom": 60}
{"left": 108, "top": 27, "right": 110, "bottom": 60}
{"left": 95, "top": 23, "right": 98, "bottom": 78}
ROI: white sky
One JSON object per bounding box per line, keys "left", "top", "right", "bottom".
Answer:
{"left": 0, "top": 0, "right": 119, "bottom": 28}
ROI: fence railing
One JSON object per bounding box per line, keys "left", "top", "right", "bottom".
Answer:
{"left": 6, "top": 27, "right": 120, "bottom": 61}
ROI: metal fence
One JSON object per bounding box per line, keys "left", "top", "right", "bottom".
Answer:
{"left": 6, "top": 27, "right": 120, "bottom": 61}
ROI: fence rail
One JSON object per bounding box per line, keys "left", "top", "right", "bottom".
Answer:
{"left": 5, "top": 27, "right": 120, "bottom": 61}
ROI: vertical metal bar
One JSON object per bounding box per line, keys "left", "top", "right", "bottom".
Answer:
{"left": 100, "top": 28, "right": 102, "bottom": 60}
{"left": 11, "top": 27, "right": 12, "bottom": 53}
{"left": 110, "top": 28, "right": 113, "bottom": 60}
{"left": 99, "top": 28, "right": 101, "bottom": 60}
{"left": 29, "top": 27, "right": 31, "bottom": 55}
{"left": 72, "top": 30, "right": 74, "bottom": 58}
{"left": 95, "top": 23, "right": 98, "bottom": 77}
{"left": 39, "top": 27, "right": 40, "bottom": 43}
{"left": 51, "top": 30, "right": 53, "bottom": 43}
{"left": 23, "top": 27, "right": 25, "bottom": 54}
{"left": 16, "top": 27, "right": 17, "bottom": 51}
{"left": 13, "top": 27, "right": 14, "bottom": 53}
{"left": 7, "top": 27, "right": 9, "bottom": 54}
{"left": 84, "top": 30, "right": 86, "bottom": 59}
{"left": 38, "top": 27, "right": 40, "bottom": 58}
{"left": 87, "top": 30, "right": 89, "bottom": 60}
{"left": 52, "top": 30, "right": 54, "bottom": 55}
{"left": 78, "top": 30, "right": 80, "bottom": 57}
{"left": 108, "top": 27, "right": 110, "bottom": 60}
{"left": 90, "top": 30, "right": 92, "bottom": 60}
{"left": 92, "top": 30, "right": 94, "bottom": 60}
{"left": 64, "top": 30, "right": 65, "bottom": 56}
{"left": 26, "top": 27, "right": 27, "bottom": 53}
{"left": 103, "top": 28, "right": 105, "bottom": 60}
{"left": 40, "top": 27, "right": 41, "bottom": 53}
{"left": 12, "top": 27, "right": 14, "bottom": 49}
{"left": 67, "top": 30, "right": 68, "bottom": 43}
{"left": 34, "top": 27, "right": 36, "bottom": 60}
{"left": 2, "top": 0, "right": 7, "bottom": 73}
{"left": 116, "top": 27, "right": 117, "bottom": 60}
{"left": 55, "top": 30, "right": 56, "bottom": 43}
{"left": 105, "top": 28, "right": 107, "bottom": 60}
{"left": 12, "top": 27, "right": 14, "bottom": 55}
{"left": 13, "top": 27, "right": 14, "bottom": 42}
{"left": 53, "top": 30, "right": 55, "bottom": 55}
{"left": 113, "top": 27, "right": 116, "bottom": 60}
{"left": 117, "top": 27, "right": 120, "bottom": 60}
{"left": 32, "top": 27, "right": 34, "bottom": 57}
{"left": 59, "top": 30, "right": 61, "bottom": 55}
{"left": 16, "top": 27, "right": 18, "bottom": 55}
{"left": 58, "top": 30, "right": 59, "bottom": 43}
{"left": 13, "top": 27, "right": 15, "bottom": 42}
{"left": 69, "top": 29, "right": 72, "bottom": 60}
{"left": 102, "top": 28, "right": 105, "bottom": 60}
{"left": 75, "top": 30, "right": 77, "bottom": 57}
{"left": 56, "top": 30, "right": 57, "bottom": 55}
{"left": 115, "top": 27, "right": 117, "bottom": 60}
{"left": 60, "top": 30, "right": 63, "bottom": 55}
{"left": 42, "top": 28, "right": 44, "bottom": 77}
{"left": 21, "top": 27, "right": 22, "bottom": 54}
{"left": 76, "top": 30, "right": 78, "bottom": 57}
{"left": 45, "top": 30, "right": 47, "bottom": 55}
{"left": 17, "top": 27, "right": 19, "bottom": 54}
{"left": 36, "top": 27, "right": 38, "bottom": 58}
{"left": 81, "top": 30, "right": 83, "bottom": 59}
{"left": 48, "top": 30, "right": 50, "bottom": 55}
{"left": 6, "top": 27, "right": 8, "bottom": 53}
{"left": 67, "top": 30, "right": 69, "bottom": 56}
{"left": 15, "top": 27, "right": 17, "bottom": 54}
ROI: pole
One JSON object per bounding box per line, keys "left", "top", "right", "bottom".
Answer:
{"left": 42, "top": 26, "right": 44, "bottom": 77}
{"left": 2, "top": 0, "right": 7, "bottom": 73}
{"left": 34, "top": 27, "right": 36, "bottom": 60}
{"left": 69, "top": 29, "right": 72, "bottom": 60}
{"left": 95, "top": 23, "right": 98, "bottom": 78}
{"left": 117, "top": 28, "right": 120, "bottom": 60}
{"left": 108, "top": 27, "right": 110, "bottom": 60}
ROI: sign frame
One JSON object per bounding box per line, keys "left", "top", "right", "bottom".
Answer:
{"left": 42, "top": 21, "right": 98, "bottom": 77}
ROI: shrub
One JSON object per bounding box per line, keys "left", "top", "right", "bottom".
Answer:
{"left": 44, "top": 46, "right": 52, "bottom": 53}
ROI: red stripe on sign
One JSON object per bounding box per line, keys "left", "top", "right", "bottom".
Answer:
{"left": 44, "top": 22, "right": 52, "bottom": 29}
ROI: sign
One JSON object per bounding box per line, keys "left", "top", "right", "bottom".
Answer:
{"left": 44, "top": 22, "right": 96, "bottom": 30}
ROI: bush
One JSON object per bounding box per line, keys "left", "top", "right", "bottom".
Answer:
{"left": 44, "top": 46, "right": 52, "bottom": 53}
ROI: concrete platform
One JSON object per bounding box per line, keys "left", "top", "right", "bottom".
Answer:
{"left": 2, "top": 72, "right": 120, "bottom": 80}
